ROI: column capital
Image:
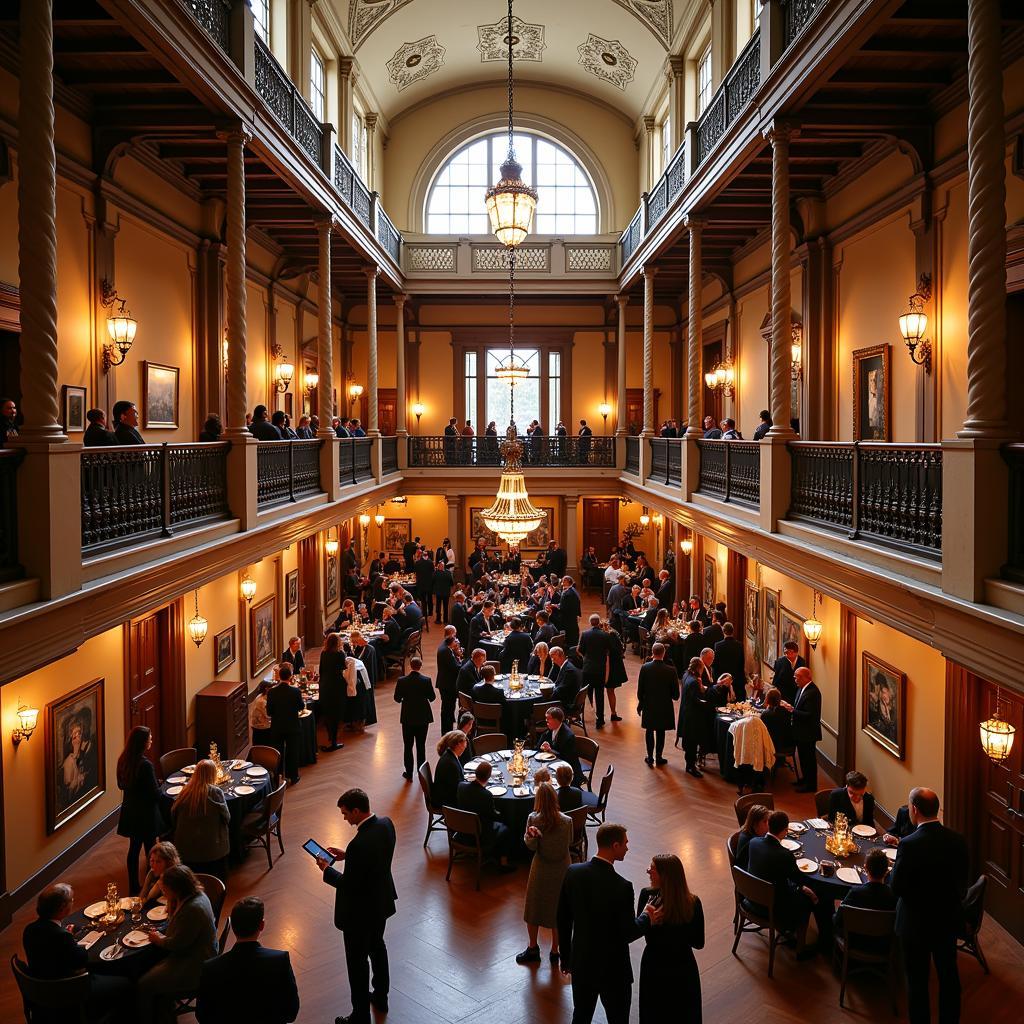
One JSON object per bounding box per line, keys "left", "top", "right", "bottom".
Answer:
{"left": 393, "top": 292, "right": 409, "bottom": 308}
{"left": 314, "top": 213, "right": 336, "bottom": 234}
{"left": 762, "top": 120, "right": 800, "bottom": 147}
{"left": 338, "top": 56, "right": 354, "bottom": 79}
{"left": 615, "top": 293, "right": 630, "bottom": 308}
{"left": 642, "top": 114, "right": 657, "bottom": 134}
{"left": 216, "top": 125, "right": 253, "bottom": 146}
{"left": 668, "top": 54, "right": 685, "bottom": 77}
{"left": 364, "top": 264, "right": 381, "bottom": 281}
{"left": 364, "top": 112, "right": 379, "bottom": 133}
{"left": 641, "top": 264, "right": 658, "bottom": 279}
{"left": 684, "top": 213, "right": 705, "bottom": 233}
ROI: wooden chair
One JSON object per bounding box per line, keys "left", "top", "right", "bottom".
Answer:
{"left": 566, "top": 687, "right": 588, "bottom": 736}
{"left": 583, "top": 764, "right": 614, "bottom": 826}
{"left": 834, "top": 906, "right": 899, "bottom": 1012}
{"left": 384, "top": 630, "right": 421, "bottom": 675}
{"left": 575, "top": 736, "right": 599, "bottom": 792}
{"left": 471, "top": 701, "right": 503, "bottom": 736}
{"left": 734, "top": 792, "right": 774, "bottom": 826}
{"left": 240, "top": 780, "right": 286, "bottom": 870}
{"left": 193, "top": 873, "right": 227, "bottom": 927}
{"left": 457, "top": 692, "right": 475, "bottom": 715}
{"left": 159, "top": 747, "right": 197, "bottom": 779}
{"left": 484, "top": 660, "right": 501, "bottom": 676}
{"left": 957, "top": 875, "right": 990, "bottom": 973}
{"left": 814, "top": 789, "right": 833, "bottom": 818}
{"left": 417, "top": 762, "right": 446, "bottom": 848}
{"left": 529, "top": 701, "right": 559, "bottom": 742}
{"left": 771, "top": 745, "right": 797, "bottom": 778}
{"left": 637, "top": 626, "right": 652, "bottom": 661}
{"left": 727, "top": 832, "right": 741, "bottom": 926}
{"left": 473, "top": 733, "right": 508, "bottom": 757}
{"left": 731, "top": 866, "right": 786, "bottom": 978}
{"left": 442, "top": 806, "right": 485, "bottom": 890}
{"left": 11, "top": 954, "right": 109, "bottom": 1024}
{"left": 567, "top": 805, "right": 589, "bottom": 863}
{"left": 248, "top": 744, "right": 283, "bottom": 785}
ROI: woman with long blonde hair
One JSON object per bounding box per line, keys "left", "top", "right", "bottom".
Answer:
{"left": 170, "top": 760, "right": 229, "bottom": 880}
{"left": 517, "top": 782, "right": 572, "bottom": 965}
{"left": 636, "top": 853, "right": 704, "bottom": 1022}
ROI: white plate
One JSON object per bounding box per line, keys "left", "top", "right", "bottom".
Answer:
{"left": 146, "top": 905, "right": 168, "bottom": 921}
{"left": 234, "top": 784, "right": 256, "bottom": 795}
{"left": 123, "top": 930, "right": 150, "bottom": 948}
{"left": 165, "top": 785, "right": 183, "bottom": 796}
{"left": 181, "top": 765, "right": 196, "bottom": 774}
{"left": 836, "top": 867, "right": 862, "bottom": 885}
{"left": 246, "top": 766, "right": 269, "bottom": 777}
{"left": 535, "top": 752, "right": 556, "bottom": 761}
{"left": 99, "top": 944, "right": 124, "bottom": 961}
{"left": 807, "top": 817, "right": 828, "bottom": 829}
{"left": 796, "top": 858, "right": 818, "bottom": 873}
{"left": 231, "top": 761, "right": 252, "bottom": 771}
{"left": 166, "top": 775, "right": 186, "bottom": 784}
{"left": 788, "top": 821, "right": 807, "bottom": 834}
{"left": 852, "top": 824, "right": 876, "bottom": 838}
{"left": 464, "top": 761, "right": 482, "bottom": 771}
{"left": 883, "top": 847, "right": 897, "bottom": 861}
{"left": 119, "top": 898, "right": 135, "bottom": 910}
{"left": 781, "top": 838, "right": 802, "bottom": 852}
{"left": 83, "top": 901, "right": 108, "bottom": 920}
{"left": 487, "top": 785, "right": 508, "bottom": 796}
{"left": 513, "top": 786, "right": 532, "bottom": 797}
{"left": 299, "top": 709, "right": 312, "bottom": 718}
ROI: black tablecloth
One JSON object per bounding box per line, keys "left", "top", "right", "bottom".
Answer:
{"left": 63, "top": 899, "right": 166, "bottom": 978}
{"left": 490, "top": 675, "right": 553, "bottom": 739}
{"left": 715, "top": 714, "right": 739, "bottom": 782}
{"left": 298, "top": 705, "right": 318, "bottom": 766}
{"left": 781, "top": 820, "right": 891, "bottom": 902}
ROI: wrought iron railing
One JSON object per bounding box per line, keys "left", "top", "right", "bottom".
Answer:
{"left": 256, "top": 439, "right": 323, "bottom": 508}
{"left": 254, "top": 38, "right": 323, "bottom": 166}
{"left": 695, "top": 440, "right": 760, "bottom": 507}
{"left": 381, "top": 436, "right": 398, "bottom": 475}
{"left": 181, "top": 0, "right": 230, "bottom": 52}
{"left": 81, "top": 443, "right": 231, "bottom": 554}
{"left": 620, "top": 205, "right": 645, "bottom": 265}
{"left": 337, "top": 437, "right": 374, "bottom": 486}
{"left": 0, "top": 449, "right": 24, "bottom": 580}
{"left": 1004, "top": 444, "right": 1024, "bottom": 583}
{"left": 648, "top": 438, "right": 682, "bottom": 486}
{"left": 781, "top": 0, "right": 826, "bottom": 49}
{"left": 407, "top": 435, "right": 615, "bottom": 468}
{"left": 789, "top": 442, "right": 854, "bottom": 529}
{"left": 625, "top": 436, "right": 640, "bottom": 476}
{"left": 376, "top": 206, "right": 401, "bottom": 265}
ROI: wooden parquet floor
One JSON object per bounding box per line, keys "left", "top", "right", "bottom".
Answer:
{"left": 2, "top": 596, "right": 1023, "bottom": 1022}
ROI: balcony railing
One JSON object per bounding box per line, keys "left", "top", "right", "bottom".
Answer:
{"left": 256, "top": 440, "right": 323, "bottom": 508}
{"left": 81, "top": 443, "right": 231, "bottom": 554}
{"left": 408, "top": 435, "right": 615, "bottom": 468}
{"left": 789, "top": 442, "right": 943, "bottom": 559}
{"left": 781, "top": 0, "right": 826, "bottom": 49}
{"left": 696, "top": 440, "right": 760, "bottom": 507}
{"left": 625, "top": 436, "right": 640, "bottom": 476}
{"left": 1002, "top": 444, "right": 1024, "bottom": 583}
{"left": 0, "top": 449, "right": 24, "bottom": 581}
{"left": 648, "top": 438, "right": 682, "bottom": 486}
{"left": 381, "top": 436, "right": 398, "bottom": 475}
{"left": 181, "top": 0, "right": 230, "bottom": 52}
{"left": 338, "top": 437, "right": 374, "bottom": 486}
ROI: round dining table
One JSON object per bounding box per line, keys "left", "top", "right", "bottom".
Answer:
{"left": 261, "top": 676, "right": 321, "bottom": 766}
{"left": 488, "top": 675, "right": 557, "bottom": 739}
{"left": 714, "top": 708, "right": 765, "bottom": 782}
{"left": 63, "top": 896, "right": 168, "bottom": 978}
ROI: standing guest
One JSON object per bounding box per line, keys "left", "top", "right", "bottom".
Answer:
{"left": 443, "top": 417, "right": 459, "bottom": 462}
{"left": 170, "top": 760, "right": 229, "bottom": 880}
{"left": 249, "top": 404, "right": 281, "bottom": 440}
{"left": 759, "top": 687, "right": 792, "bottom": 753}
{"left": 713, "top": 623, "right": 746, "bottom": 701}
{"left": 655, "top": 569, "right": 674, "bottom": 610}
{"left": 752, "top": 409, "right": 773, "bottom": 441}
{"left": 198, "top": 413, "right": 223, "bottom": 442}
{"left": 546, "top": 541, "right": 568, "bottom": 580}
{"left": 606, "top": 626, "right": 628, "bottom": 706}
{"left": 578, "top": 419, "right": 593, "bottom": 462}
{"left": 315, "top": 789, "right": 397, "bottom": 1024}
{"left": 557, "top": 823, "right": 659, "bottom": 1024}
{"left": 280, "top": 635, "right": 305, "bottom": 674}
{"left": 435, "top": 626, "right": 462, "bottom": 732}
{"left": 537, "top": 706, "right": 582, "bottom": 786}
{"left": 578, "top": 614, "right": 613, "bottom": 727}
{"left": 413, "top": 550, "right": 435, "bottom": 618}
{"left": 700, "top": 610, "right": 725, "bottom": 651}
{"left": 555, "top": 763, "right": 585, "bottom": 811}
{"left": 318, "top": 633, "right": 347, "bottom": 753}
{"left": 139, "top": 841, "right": 181, "bottom": 903}
{"left": 112, "top": 399, "right": 145, "bottom": 444}
{"left": 116, "top": 725, "right": 162, "bottom": 895}
{"left": 781, "top": 666, "right": 821, "bottom": 792}
{"left": 636, "top": 854, "right": 704, "bottom": 1023}
{"left": 827, "top": 770, "right": 876, "bottom": 827}
{"left": 394, "top": 656, "right": 436, "bottom": 780}
{"left": 891, "top": 787, "right": 968, "bottom": 1024}
{"left": 636, "top": 643, "right": 680, "bottom": 767}
{"left": 0, "top": 397, "right": 19, "bottom": 446}
{"left": 558, "top": 576, "right": 582, "bottom": 647}
{"left": 267, "top": 663, "right": 304, "bottom": 785}
{"left": 83, "top": 407, "right": 117, "bottom": 446}
{"left": 770, "top": 639, "right": 805, "bottom": 705}
{"left": 138, "top": 865, "right": 218, "bottom": 1024}
{"left": 197, "top": 896, "right": 299, "bottom": 1024}
{"left": 433, "top": 730, "right": 468, "bottom": 808}
{"left": 457, "top": 762, "right": 516, "bottom": 869}
{"left": 833, "top": 848, "right": 897, "bottom": 955}
{"left": 677, "top": 656, "right": 708, "bottom": 777}
{"left": 735, "top": 804, "right": 771, "bottom": 871}
{"left": 249, "top": 680, "right": 274, "bottom": 747}
{"left": 432, "top": 559, "right": 454, "bottom": 625}
{"left": 501, "top": 617, "right": 534, "bottom": 673}
{"left": 517, "top": 782, "right": 573, "bottom": 964}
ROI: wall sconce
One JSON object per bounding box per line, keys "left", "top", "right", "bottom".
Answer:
{"left": 348, "top": 380, "right": 364, "bottom": 411}
{"left": 374, "top": 506, "right": 385, "bottom": 527}
{"left": 680, "top": 536, "right": 693, "bottom": 556}
{"left": 639, "top": 506, "right": 651, "bottom": 529}
{"left": 619, "top": 497, "right": 632, "bottom": 509}
{"left": 240, "top": 573, "right": 257, "bottom": 604}
{"left": 12, "top": 701, "right": 39, "bottom": 745}
{"left": 271, "top": 344, "right": 293, "bottom": 394}
{"left": 303, "top": 369, "right": 319, "bottom": 396}
{"left": 598, "top": 402, "right": 612, "bottom": 431}
{"left": 803, "top": 590, "right": 823, "bottom": 650}
{"left": 391, "top": 495, "right": 407, "bottom": 505}
{"left": 704, "top": 357, "right": 735, "bottom": 397}
{"left": 100, "top": 280, "right": 137, "bottom": 372}
{"left": 412, "top": 402, "right": 425, "bottom": 430}
{"left": 187, "top": 590, "right": 208, "bottom": 648}
{"left": 325, "top": 531, "right": 340, "bottom": 558}
{"left": 652, "top": 513, "right": 663, "bottom": 530}
{"left": 898, "top": 273, "right": 932, "bottom": 374}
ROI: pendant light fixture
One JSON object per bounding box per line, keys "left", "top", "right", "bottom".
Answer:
{"left": 980, "top": 684, "right": 1016, "bottom": 764}
{"left": 803, "top": 590, "right": 823, "bottom": 650}
{"left": 188, "top": 590, "right": 208, "bottom": 648}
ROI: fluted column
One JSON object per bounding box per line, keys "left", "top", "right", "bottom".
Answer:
{"left": 642, "top": 266, "right": 657, "bottom": 435}
{"left": 684, "top": 216, "right": 704, "bottom": 439}
{"left": 221, "top": 127, "right": 251, "bottom": 435}
{"left": 615, "top": 294, "right": 628, "bottom": 436}
{"left": 765, "top": 122, "right": 798, "bottom": 439}
{"left": 365, "top": 265, "right": 380, "bottom": 434}
{"left": 316, "top": 217, "right": 335, "bottom": 437}
{"left": 394, "top": 293, "right": 408, "bottom": 437}
{"left": 958, "top": 0, "right": 1009, "bottom": 439}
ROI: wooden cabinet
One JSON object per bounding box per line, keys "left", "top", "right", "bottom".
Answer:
{"left": 194, "top": 680, "right": 248, "bottom": 760}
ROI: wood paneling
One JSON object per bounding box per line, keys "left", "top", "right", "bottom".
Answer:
{"left": 582, "top": 498, "right": 618, "bottom": 561}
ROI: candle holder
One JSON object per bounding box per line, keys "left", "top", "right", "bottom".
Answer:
{"left": 209, "top": 741, "right": 233, "bottom": 786}
{"left": 825, "top": 811, "right": 859, "bottom": 857}
{"left": 509, "top": 738, "right": 528, "bottom": 783}
{"left": 100, "top": 882, "right": 123, "bottom": 927}
{"left": 509, "top": 660, "right": 523, "bottom": 692}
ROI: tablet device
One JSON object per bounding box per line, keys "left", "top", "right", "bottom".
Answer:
{"left": 303, "top": 838, "right": 336, "bottom": 865}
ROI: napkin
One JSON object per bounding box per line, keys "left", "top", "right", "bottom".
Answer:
{"left": 78, "top": 931, "right": 103, "bottom": 950}
{"left": 807, "top": 818, "right": 828, "bottom": 829}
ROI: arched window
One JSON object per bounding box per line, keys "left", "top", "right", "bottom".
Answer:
{"left": 426, "top": 131, "right": 598, "bottom": 235}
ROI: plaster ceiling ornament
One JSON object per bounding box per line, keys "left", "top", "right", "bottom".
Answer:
{"left": 611, "top": 0, "right": 673, "bottom": 48}
{"left": 386, "top": 35, "right": 446, "bottom": 92}
{"left": 477, "top": 15, "right": 547, "bottom": 63}
{"left": 577, "top": 34, "right": 638, "bottom": 91}
{"left": 349, "top": 0, "right": 414, "bottom": 50}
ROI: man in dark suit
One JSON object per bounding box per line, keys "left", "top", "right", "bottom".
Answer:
{"left": 654, "top": 569, "right": 674, "bottom": 610}
{"left": 537, "top": 706, "right": 582, "bottom": 785}
{"left": 456, "top": 762, "right": 515, "bottom": 867}
{"left": 369, "top": 606, "right": 402, "bottom": 664}
{"left": 471, "top": 664, "right": 507, "bottom": 706}
{"left": 280, "top": 636, "right": 305, "bottom": 675}
{"left": 884, "top": 804, "right": 916, "bottom": 846}
{"left": 782, "top": 666, "right": 822, "bottom": 791}
{"left": 577, "top": 419, "right": 593, "bottom": 463}
{"left": 450, "top": 592, "right": 471, "bottom": 648}
{"left": 826, "top": 770, "right": 876, "bottom": 828}
{"left": 457, "top": 648, "right": 486, "bottom": 696}
{"left": 267, "top": 665, "right": 304, "bottom": 785}
{"left": 431, "top": 561, "right": 454, "bottom": 625}
{"left": 317, "top": 789, "right": 397, "bottom": 1024}
{"left": 112, "top": 399, "right": 145, "bottom": 444}
{"left": 546, "top": 541, "right": 568, "bottom": 580}
{"left": 398, "top": 594, "right": 424, "bottom": 635}
{"left": 700, "top": 610, "right": 725, "bottom": 652}
{"left": 832, "top": 848, "right": 897, "bottom": 955}
{"left": 770, "top": 640, "right": 806, "bottom": 705}
{"left": 558, "top": 576, "right": 582, "bottom": 648}
{"left": 891, "top": 788, "right": 968, "bottom": 1024}
{"left": 713, "top": 622, "right": 746, "bottom": 702}
{"left": 578, "top": 614, "right": 614, "bottom": 728}
{"left": 686, "top": 595, "right": 710, "bottom": 626}
{"left": 557, "top": 823, "right": 657, "bottom": 1023}
{"left": 532, "top": 610, "right": 556, "bottom": 646}
{"left": 636, "top": 642, "right": 680, "bottom": 766}
{"left": 393, "top": 657, "right": 436, "bottom": 780}
{"left": 469, "top": 600, "right": 502, "bottom": 649}
{"left": 550, "top": 647, "right": 584, "bottom": 711}
{"left": 83, "top": 408, "right": 117, "bottom": 446}
{"left": 500, "top": 617, "right": 534, "bottom": 673}
{"left": 197, "top": 897, "right": 299, "bottom": 1024}
{"left": 412, "top": 550, "right": 435, "bottom": 618}
{"left": 249, "top": 404, "right": 282, "bottom": 440}
{"left": 435, "top": 627, "right": 462, "bottom": 732}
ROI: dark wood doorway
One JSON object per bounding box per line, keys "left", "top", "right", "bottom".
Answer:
{"left": 702, "top": 338, "right": 723, "bottom": 427}
{"left": 625, "top": 388, "right": 660, "bottom": 436}
{"left": 299, "top": 536, "right": 321, "bottom": 642}
{"left": 126, "top": 605, "right": 185, "bottom": 758}
{"left": 377, "top": 388, "right": 397, "bottom": 436}
{"left": 582, "top": 499, "right": 618, "bottom": 561}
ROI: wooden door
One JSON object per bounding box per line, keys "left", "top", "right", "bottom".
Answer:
{"left": 625, "top": 388, "right": 660, "bottom": 436}
{"left": 377, "top": 388, "right": 397, "bottom": 436}
{"left": 582, "top": 499, "right": 618, "bottom": 560}
{"left": 128, "top": 613, "right": 162, "bottom": 757}
{"left": 299, "top": 536, "right": 320, "bottom": 645}
{"left": 726, "top": 551, "right": 746, "bottom": 629}
{"left": 702, "top": 339, "right": 723, "bottom": 427}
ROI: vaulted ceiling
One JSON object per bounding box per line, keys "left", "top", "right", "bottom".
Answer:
{"left": 334, "top": 0, "right": 680, "bottom": 120}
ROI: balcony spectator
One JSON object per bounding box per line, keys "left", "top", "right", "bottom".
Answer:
{"left": 295, "top": 415, "right": 313, "bottom": 439}
{"left": 753, "top": 409, "right": 773, "bottom": 441}
{"left": 701, "top": 415, "right": 722, "bottom": 440}
{"left": 462, "top": 418, "right": 475, "bottom": 464}
{"left": 334, "top": 417, "right": 350, "bottom": 438}
{"left": 83, "top": 408, "right": 117, "bottom": 447}
{"left": 199, "top": 413, "right": 222, "bottom": 442}
{"left": 251, "top": 405, "right": 282, "bottom": 440}
{"left": 721, "top": 418, "right": 742, "bottom": 440}
{"left": 271, "top": 410, "right": 296, "bottom": 438}
{"left": 350, "top": 418, "right": 366, "bottom": 437}
{"left": 1, "top": 397, "right": 19, "bottom": 446}
{"left": 113, "top": 400, "right": 145, "bottom": 444}
{"left": 309, "top": 414, "right": 320, "bottom": 433}
{"left": 444, "top": 417, "right": 459, "bottom": 463}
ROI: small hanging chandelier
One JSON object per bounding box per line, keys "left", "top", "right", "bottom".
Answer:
{"left": 803, "top": 590, "right": 823, "bottom": 650}
{"left": 187, "top": 590, "right": 208, "bottom": 648}
{"left": 980, "top": 684, "right": 1016, "bottom": 764}
{"left": 481, "top": 429, "right": 545, "bottom": 545}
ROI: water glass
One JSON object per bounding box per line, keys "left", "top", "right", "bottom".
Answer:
{"left": 131, "top": 898, "right": 142, "bottom": 925}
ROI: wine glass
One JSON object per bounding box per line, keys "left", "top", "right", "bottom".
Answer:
{"left": 131, "top": 898, "right": 142, "bottom": 926}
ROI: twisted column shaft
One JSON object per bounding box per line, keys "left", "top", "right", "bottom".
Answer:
{"left": 366, "top": 266, "right": 380, "bottom": 433}
{"left": 394, "top": 294, "right": 408, "bottom": 435}
{"left": 222, "top": 128, "right": 250, "bottom": 432}
{"left": 316, "top": 217, "right": 334, "bottom": 436}
{"left": 615, "top": 295, "right": 628, "bottom": 436}
{"left": 684, "top": 218, "right": 703, "bottom": 439}
{"left": 642, "top": 266, "right": 657, "bottom": 434}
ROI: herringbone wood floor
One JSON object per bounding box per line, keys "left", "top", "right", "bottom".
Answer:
{"left": 2, "top": 595, "right": 1022, "bottom": 1022}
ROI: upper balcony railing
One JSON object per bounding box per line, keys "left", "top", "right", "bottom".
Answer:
{"left": 256, "top": 439, "right": 322, "bottom": 508}
{"left": 339, "top": 437, "right": 374, "bottom": 487}
{"left": 648, "top": 438, "right": 682, "bottom": 487}
{"left": 696, "top": 439, "right": 760, "bottom": 507}
{"left": 625, "top": 436, "right": 640, "bottom": 476}
{"left": 402, "top": 236, "right": 619, "bottom": 280}
{"left": 408, "top": 435, "right": 615, "bottom": 469}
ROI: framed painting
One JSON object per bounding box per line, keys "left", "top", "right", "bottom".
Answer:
{"left": 142, "top": 361, "right": 179, "bottom": 429}
{"left": 324, "top": 551, "right": 339, "bottom": 608}
{"left": 285, "top": 568, "right": 299, "bottom": 615}
{"left": 249, "top": 595, "right": 277, "bottom": 676}
{"left": 469, "top": 507, "right": 498, "bottom": 548}
{"left": 702, "top": 554, "right": 716, "bottom": 609}
{"left": 780, "top": 606, "right": 808, "bottom": 661}
{"left": 761, "top": 587, "right": 780, "bottom": 671}
{"left": 61, "top": 385, "right": 86, "bottom": 433}
{"left": 45, "top": 678, "right": 105, "bottom": 833}
{"left": 384, "top": 518, "right": 412, "bottom": 557}
{"left": 862, "top": 651, "right": 907, "bottom": 759}
{"left": 744, "top": 579, "right": 760, "bottom": 658}
{"left": 852, "top": 344, "right": 891, "bottom": 441}
{"left": 214, "top": 625, "right": 236, "bottom": 675}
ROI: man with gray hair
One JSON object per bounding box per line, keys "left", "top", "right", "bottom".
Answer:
{"left": 782, "top": 666, "right": 822, "bottom": 792}
{"left": 578, "top": 613, "right": 614, "bottom": 728}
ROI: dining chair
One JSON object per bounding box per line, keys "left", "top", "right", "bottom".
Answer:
{"left": 731, "top": 866, "right": 785, "bottom": 978}
{"left": 442, "top": 806, "right": 485, "bottom": 890}
{"left": 248, "top": 745, "right": 283, "bottom": 786}
{"left": 583, "top": 764, "right": 614, "bottom": 826}
{"left": 193, "top": 873, "right": 227, "bottom": 927}
{"left": 529, "top": 701, "right": 559, "bottom": 742}
{"left": 417, "top": 762, "right": 446, "bottom": 848}
{"left": 637, "top": 626, "right": 652, "bottom": 661}
{"left": 834, "top": 906, "right": 898, "bottom": 1012}
{"left": 484, "top": 660, "right": 501, "bottom": 676}
{"left": 240, "top": 780, "right": 287, "bottom": 870}
{"left": 726, "top": 832, "right": 741, "bottom": 926}
{"left": 158, "top": 748, "right": 197, "bottom": 779}
{"left": 471, "top": 702, "right": 503, "bottom": 736}
{"left": 567, "top": 687, "right": 588, "bottom": 736}
{"left": 814, "top": 789, "right": 833, "bottom": 819}
{"left": 956, "top": 874, "right": 990, "bottom": 973}
{"left": 11, "top": 955, "right": 104, "bottom": 1024}
{"left": 574, "top": 736, "right": 599, "bottom": 792}
{"left": 734, "top": 792, "right": 774, "bottom": 826}
{"left": 473, "top": 733, "right": 508, "bottom": 757}
{"left": 457, "top": 692, "right": 474, "bottom": 715}
{"left": 567, "top": 805, "right": 589, "bottom": 863}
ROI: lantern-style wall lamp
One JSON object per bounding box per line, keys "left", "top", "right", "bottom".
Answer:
{"left": 704, "top": 357, "right": 735, "bottom": 397}
{"left": 240, "top": 573, "right": 257, "bottom": 604}
{"left": 374, "top": 506, "right": 385, "bottom": 528}
{"left": 899, "top": 273, "right": 932, "bottom": 374}
{"left": 271, "top": 343, "right": 293, "bottom": 394}
{"left": 680, "top": 535, "right": 693, "bottom": 557}
{"left": 803, "top": 591, "right": 823, "bottom": 650}
{"left": 980, "top": 684, "right": 1016, "bottom": 765}
{"left": 412, "top": 402, "right": 425, "bottom": 430}
{"left": 187, "top": 591, "right": 208, "bottom": 648}
{"left": 325, "top": 531, "right": 340, "bottom": 558}
{"left": 304, "top": 368, "right": 319, "bottom": 396}
{"left": 639, "top": 506, "right": 651, "bottom": 529}
{"left": 100, "top": 280, "right": 137, "bottom": 372}
{"left": 11, "top": 702, "right": 39, "bottom": 745}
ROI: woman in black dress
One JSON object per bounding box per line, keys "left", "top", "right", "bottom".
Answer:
{"left": 318, "top": 632, "right": 347, "bottom": 752}
{"left": 637, "top": 853, "right": 705, "bottom": 1023}
{"left": 116, "top": 725, "right": 164, "bottom": 896}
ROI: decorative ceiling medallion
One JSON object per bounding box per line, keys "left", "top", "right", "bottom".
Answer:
{"left": 612, "top": 0, "right": 673, "bottom": 49}
{"left": 477, "top": 15, "right": 546, "bottom": 63}
{"left": 577, "top": 34, "right": 637, "bottom": 91}
{"left": 349, "top": 0, "right": 414, "bottom": 51}
{"left": 386, "top": 35, "right": 446, "bottom": 92}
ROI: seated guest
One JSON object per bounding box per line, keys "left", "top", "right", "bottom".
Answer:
{"left": 22, "top": 883, "right": 131, "bottom": 1018}
{"left": 139, "top": 841, "right": 182, "bottom": 904}
{"left": 883, "top": 804, "right": 916, "bottom": 846}
{"left": 735, "top": 805, "right": 771, "bottom": 871}
{"left": 171, "top": 760, "right": 230, "bottom": 880}
{"left": 370, "top": 606, "right": 402, "bottom": 662}
{"left": 83, "top": 407, "right": 117, "bottom": 446}
{"left": 113, "top": 399, "right": 145, "bottom": 444}
{"left": 550, "top": 646, "right": 583, "bottom": 710}
{"left": 197, "top": 897, "right": 299, "bottom": 1024}
{"left": 526, "top": 641, "right": 555, "bottom": 679}
{"left": 331, "top": 599, "right": 358, "bottom": 633}
{"left": 399, "top": 593, "right": 425, "bottom": 634}
{"left": 759, "top": 687, "right": 793, "bottom": 753}
{"left": 457, "top": 762, "right": 515, "bottom": 870}
{"left": 532, "top": 610, "right": 556, "bottom": 646}
{"left": 472, "top": 664, "right": 507, "bottom": 706}
{"left": 501, "top": 617, "right": 534, "bottom": 673}
{"left": 248, "top": 679, "right": 273, "bottom": 747}
{"left": 537, "top": 707, "right": 583, "bottom": 786}
{"left": 554, "top": 763, "right": 585, "bottom": 812}
{"left": 827, "top": 770, "right": 876, "bottom": 828}
{"left": 433, "top": 730, "right": 469, "bottom": 807}
{"left": 457, "top": 711, "right": 477, "bottom": 765}
{"left": 832, "top": 848, "right": 896, "bottom": 954}
{"left": 280, "top": 635, "right": 305, "bottom": 674}
{"left": 747, "top": 673, "right": 767, "bottom": 706}
{"left": 470, "top": 600, "right": 503, "bottom": 648}
{"left": 706, "top": 672, "right": 733, "bottom": 710}
{"left": 458, "top": 648, "right": 486, "bottom": 696}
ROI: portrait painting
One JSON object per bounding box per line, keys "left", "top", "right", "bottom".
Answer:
{"left": 384, "top": 518, "right": 411, "bottom": 557}
{"left": 702, "top": 554, "right": 716, "bottom": 609}
{"left": 143, "top": 361, "right": 179, "bottom": 429}
{"left": 744, "top": 579, "right": 760, "bottom": 660}
{"left": 324, "top": 551, "right": 339, "bottom": 608}
{"left": 249, "top": 595, "right": 277, "bottom": 676}
{"left": 761, "top": 587, "right": 780, "bottom": 671}
{"left": 852, "top": 345, "right": 891, "bottom": 441}
{"left": 62, "top": 385, "right": 86, "bottom": 433}
{"left": 780, "top": 607, "right": 808, "bottom": 661}
{"left": 469, "top": 508, "right": 498, "bottom": 548}
{"left": 45, "top": 678, "right": 105, "bottom": 834}
{"left": 214, "top": 625, "right": 236, "bottom": 675}
{"left": 862, "top": 651, "right": 907, "bottom": 759}
{"left": 521, "top": 509, "right": 552, "bottom": 554}
{"left": 286, "top": 568, "right": 299, "bottom": 616}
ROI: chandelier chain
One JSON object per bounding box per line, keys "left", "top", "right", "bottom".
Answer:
{"left": 506, "top": 0, "right": 514, "bottom": 162}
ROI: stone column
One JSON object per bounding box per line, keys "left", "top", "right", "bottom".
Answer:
{"left": 564, "top": 495, "right": 580, "bottom": 577}
{"left": 615, "top": 294, "right": 628, "bottom": 437}
{"left": 684, "top": 217, "right": 704, "bottom": 439}
{"left": 337, "top": 57, "right": 354, "bottom": 153}
{"left": 642, "top": 115, "right": 658, "bottom": 185}
{"left": 668, "top": 55, "right": 686, "bottom": 152}
{"left": 394, "top": 293, "right": 408, "bottom": 437}
{"left": 364, "top": 113, "right": 379, "bottom": 192}
{"left": 642, "top": 266, "right": 656, "bottom": 435}
{"left": 365, "top": 266, "right": 380, "bottom": 435}
{"left": 316, "top": 217, "right": 340, "bottom": 500}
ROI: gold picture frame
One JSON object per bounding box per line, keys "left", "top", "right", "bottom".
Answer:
{"left": 45, "top": 678, "right": 105, "bottom": 834}
{"left": 862, "top": 651, "right": 907, "bottom": 759}
{"left": 852, "top": 344, "right": 891, "bottom": 441}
